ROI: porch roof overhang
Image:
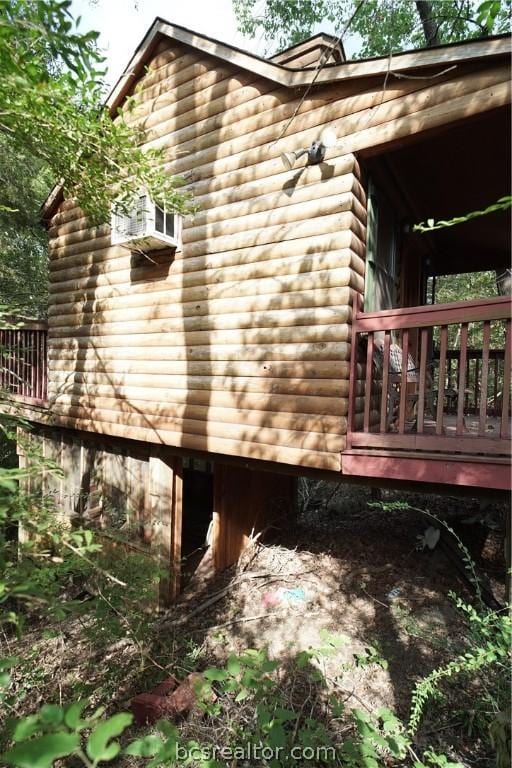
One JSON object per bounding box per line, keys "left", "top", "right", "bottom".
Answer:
{"left": 365, "top": 106, "right": 511, "bottom": 276}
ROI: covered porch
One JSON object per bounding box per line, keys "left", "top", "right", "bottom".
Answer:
{"left": 344, "top": 106, "right": 511, "bottom": 490}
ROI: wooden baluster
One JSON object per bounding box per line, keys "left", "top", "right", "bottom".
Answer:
{"left": 0, "top": 329, "right": 4, "bottom": 391}
{"left": 25, "top": 330, "right": 30, "bottom": 398}
{"left": 0, "top": 330, "right": 3, "bottom": 391}
{"left": 30, "top": 330, "right": 36, "bottom": 398}
{"left": 465, "top": 351, "right": 470, "bottom": 412}
{"left": 474, "top": 356, "right": 479, "bottom": 412}
{"left": 9, "top": 330, "right": 13, "bottom": 393}
{"left": 39, "top": 331, "right": 44, "bottom": 401}
{"left": 379, "top": 332, "right": 391, "bottom": 433}
{"left": 5, "top": 331, "right": 9, "bottom": 391}
{"left": 29, "top": 329, "right": 34, "bottom": 399}
{"left": 38, "top": 331, "right": 41, "bottom": 400}
{"left": 21, "top": 330, "right": 25, "bottom": 395}
{"left": 364, "top": 331, "right": 374, "bottom": 433}
{"left": 493, "top": 355, "right": 498, "bottom": 415}
{"left": 21, "top": 330, "right": 25, "bottom": 397}
{"left": 479, "top": 321, "right": 490, "bottom": 435}
{"left": 501, "top": 319, "right": 511, "bottom": 439}
{"left": 43, "top": 331, "right": 48, "bottom": 401}
{"left": 456, "top": 323, "right": 469, "bottom": 436}
{"left": 4, "top": 330, "right": 8, "bottom": 392}
{"left": 3, "top": 329, "right": 7, "bottom": 392}
{"left": 15, "top": 330, "right": 19, "bottom": 395}
{"left": 19, "top": 330, "right": 23, "bottom": 397}
{"left": 18, "top": 331, "right": 22, "bottom": 395}
{"left": 436, "top": 325, "right": 448, "bottom": 435}
{"left": 447, "top": 357, "right": 452, "bottom": 390}
{"left": 36, "top": 331, "right": 41, "bottom": 400}
{"left": 398, "top": 329, "right": 409, "bottom": 434}
{"left": 32, "top": 332, "right": 36, "bottom": 399}
{"left": 11, "top": 330, "right": 15, "bottom": 393}
{"left": 19, "top": 331, "right": 23, "bottom": 395}
{"left": 21, "top": 331, "right": 25, "bottom": 395}
{"left": 417, "top": 328, "right": 428, "bottom": 433}
{"left": 10, "top": 330, "right": 14, "bottom": 392}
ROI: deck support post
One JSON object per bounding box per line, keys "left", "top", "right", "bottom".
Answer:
{"left": 149, "top": 452, "right": 183, "bottom": 607}
{"left": 212, "top": 464, "right": 296, "bottom": 572}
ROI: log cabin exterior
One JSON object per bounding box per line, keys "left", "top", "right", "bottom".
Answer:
{"left": 1, "top": 20, "right": 511, "bottom": 600}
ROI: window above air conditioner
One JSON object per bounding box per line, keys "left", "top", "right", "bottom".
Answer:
{"left": 111, "top": 192, "right": 181, "bottom": 251}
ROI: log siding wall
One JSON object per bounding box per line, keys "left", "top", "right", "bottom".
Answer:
{"left": 45, "top": 39, "right": 510, "bottom": 472}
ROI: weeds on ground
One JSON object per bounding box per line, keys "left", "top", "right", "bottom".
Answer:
{"left": 0, "top": 445, "right": 510, "bottom": 767}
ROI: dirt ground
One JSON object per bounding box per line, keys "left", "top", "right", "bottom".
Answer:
{"left": 1, "top": 482, "right": 508, "bottom": 765}
{"left": 162, "top": 484, "right": 507, "bottom": 714}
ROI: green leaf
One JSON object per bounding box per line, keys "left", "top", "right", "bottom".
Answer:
{"left": 274, "top": 707, "right": 296, "bottom": 722}
{"left": 203, "top": 667, "right": 228, "bottom": 682}
{"left": 2, "top": 732, "right": 80, "bottom": 768}
{"left": 155, "top": 720, "right": 178, "bottom": 739}
{"left": 387, "top": 735, "right": 409, "bottom": 757}
{"left": 12, "top": 715, "right": 41, "bottom": 743}
{"left": 124, "top": 735, "right": 163, "bottom": 757}
{"left": 296, "top": 650, "right": 312, "bottom": 669}
{"left": 267, "top": 722, "right": 286, "bottom": 748}
{"left": 39, "top": 705, "right": 64, "bottom": 727}
{"left": 0, "top": 656, "right": 18, "bottom": 671}
{"left": 86, "top": 712, "right": 133, "bottom": 762}
{"left": 64, "top": 700, "right": 90, "bottom": 730}
{"left": 319, "top": 628, "right": 349, "bottom": 648}
{"left": 235, "top": 688, "right": 249, "bottom": 702}
{"left": 226, "top": 654, "right": 241, "bottom": 676}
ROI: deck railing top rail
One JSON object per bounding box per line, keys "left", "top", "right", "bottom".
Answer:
{"left": 354, "top": 294, "right": 510, "bottom": 331}
{"left": 0, "top": 317, "right": 48, "bottom": 332}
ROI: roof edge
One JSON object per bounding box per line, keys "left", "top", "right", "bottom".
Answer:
{"left": 41, "top": 20, "right": 511, "bottom": 220}
{"left": 106, "top": 20, "right": 511, "bottom": 117}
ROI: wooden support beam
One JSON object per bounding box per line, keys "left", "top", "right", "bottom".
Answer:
{"left": 212, "top": 464, "right": 296, "bottom": 571}
{"left": 149, "top": 452, "right": 183, "bottom": 606}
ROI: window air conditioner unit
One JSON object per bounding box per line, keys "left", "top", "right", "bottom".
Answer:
{"left": 111, "top": 192, "right": 181, "bottom": 250}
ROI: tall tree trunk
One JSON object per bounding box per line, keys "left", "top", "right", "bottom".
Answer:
{"left": 415, "top": 0, "right": 441, "bottom": 46}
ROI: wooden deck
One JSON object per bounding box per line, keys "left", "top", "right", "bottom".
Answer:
{"left": 345, "top": 295, "right": 511, "bottom": 490}
{"left": 1, "top": 296, "right": 510, "bottom": 490}
{"left": 0, "top": 321, "right": 48, "bottom": 405}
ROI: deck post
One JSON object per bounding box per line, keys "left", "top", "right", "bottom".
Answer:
{"left": 346, "top": 290, "right": 362, "bottom": 450}
{"left": 149, "top": 452, "right": 183, "bottom": 607}
{"left": 212, "top": 464, "right": 296, "bottom": 572}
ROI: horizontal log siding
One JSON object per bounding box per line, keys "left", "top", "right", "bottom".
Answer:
{"left": 46, "top": 42, "right": 509, "bottom": 471}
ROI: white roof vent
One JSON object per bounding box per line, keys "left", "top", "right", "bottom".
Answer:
{"left": 111, "top": 191, "right": 181, "bottom": 251}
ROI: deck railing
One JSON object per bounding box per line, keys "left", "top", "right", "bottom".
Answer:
{"left": 438, "top": 347, "right": 506, "bottom": 416}
{"left": 0, "top": 321, "right": 48, "bottom": 404}
{"left": 347, "top": 295, "right": 511, "bottom": 457}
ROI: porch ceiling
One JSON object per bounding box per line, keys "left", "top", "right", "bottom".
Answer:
{"left": 383, "top": 107, "right": 511, "bottom": 275}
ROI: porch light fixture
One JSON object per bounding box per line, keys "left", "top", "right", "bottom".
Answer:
{"left": 280, "top": 128, "right": 338, "bottom": 170}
